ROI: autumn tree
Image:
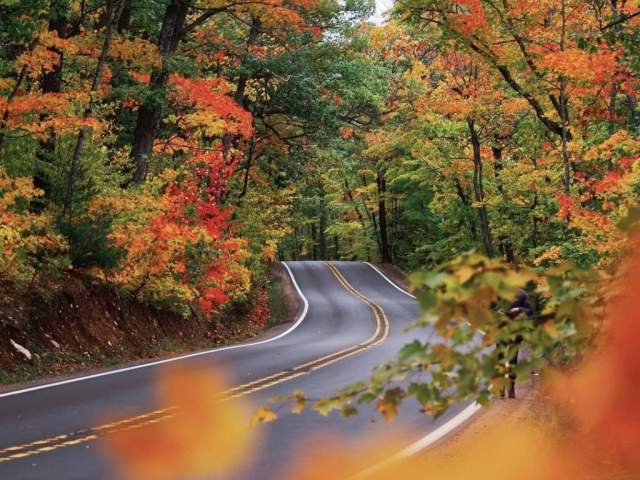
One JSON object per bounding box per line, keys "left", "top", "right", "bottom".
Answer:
{"left": 395, "top": 0, "right": 637, "bottom": 194}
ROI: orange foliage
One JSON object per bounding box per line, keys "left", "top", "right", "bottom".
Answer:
{"left": 16, "top": 30, "right": 79, "bottom": 78}
{"left": 550, "top": 240, "right": 640, "bottom": 475}
{"left": 451, "top": 0, "right": 488, "bottom": 35}
{"left": 103, "top": 150, "right": 251, "bottom": 316}
{"left": 104, "top": 367, "right": 254, "bottom": 480}
{"left": 129, "top": 70, "right": 151, "bottom": 84}
{"left": 169, "top": 75, "right": 253, "bottom": 140}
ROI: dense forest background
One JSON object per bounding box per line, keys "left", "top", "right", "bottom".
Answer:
{"left": 1, "top": 0, "right": 639, "bottom": 324}
{"left": 2, "top": 2, "right": 640, "bottom": 477}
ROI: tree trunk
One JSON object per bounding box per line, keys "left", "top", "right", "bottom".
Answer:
{"left": 454, "top": 177, "right": 478, "bottom": 240}
{"left": 492, "top": 146, "right": 503, "bottom": 189}
{"left": 492, "top": 146, "right": 515, "bottom": 262}
{"left": 344, "top": 179, "right": 367, "bottom": 230}
{"left": 34, "top": 0, "right": 74, "bottom": 205}
{"left": 310, "top": 222, "right": 318, "bottom": 260}
{"left": 559, "top": 0, "right": 572, "bottom": 194}
{"left": 606, "top": 0, "right": 626, "bottom": 137}
{"left": 131, "top": 0, "right": 190, "bottom": 184}
{"left": 559, "top": 78, "right": 571, "bottom": 194}
{"left": 468, "top": 118, "right": 495, "bottom": 258}
{"left": 239, "top": 141, "right": 254, "bottom": 198}
{"left": 219, "top": 17, "right": 260, "bottom": 170}
{"left": 319, "top": 188, "right": 327, "bottom": 260}
{"left": 377, "top": 169, "right": 392, "bottom": 263}
{"left": 292, "top": 227, "right": 300, "bottom": 261}
{"left": 117, "top": 0, "right": 132, "bottom": 32}
{"left": 359, "top": 174, "right": 381, "bottom": 255}
{"left": 62, "top": 0, "right": 125, "bottom": 217}
{"left": 234, "top": 17, "right": 260, "bottom": 107}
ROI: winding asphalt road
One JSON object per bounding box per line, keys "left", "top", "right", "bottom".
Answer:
{"left": 0, "top": 261, "right": 479, "bottom": 479}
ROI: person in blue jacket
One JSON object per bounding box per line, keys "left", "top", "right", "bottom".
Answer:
{"left": 499, "top": 288, "right": 533, "bottom": 398}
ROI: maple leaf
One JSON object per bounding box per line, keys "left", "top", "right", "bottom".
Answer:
{"left": 375, "top": 387, "right": 406, "bottom": 423}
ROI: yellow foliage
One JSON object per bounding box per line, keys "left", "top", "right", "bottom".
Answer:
{"left": 0, "top": 168, "right": 69, "bottom": 288}
{"left": 533, "top": 246, "right": 563, "bottom": 266}
{"left": 109, "top": 36, "right": 160, "bottom": 69}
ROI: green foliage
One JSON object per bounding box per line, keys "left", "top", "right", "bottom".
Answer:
{"left": 57, "top": 215, "right": 125, "bottom": 270}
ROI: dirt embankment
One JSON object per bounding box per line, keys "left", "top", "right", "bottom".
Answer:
{"left": 267, "top": 262, "right": 303, "bottom": 329}
{"left": 0, "top": 263, "right": 300, "bottom": 388}
{"left": 414, "top": 374, "right": 585, "bottom": 474}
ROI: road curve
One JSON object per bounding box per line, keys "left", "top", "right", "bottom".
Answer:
{"left": 0, "top": 261, "right": 478, "bottom": 479}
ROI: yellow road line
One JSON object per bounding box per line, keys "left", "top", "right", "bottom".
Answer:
{"left": 0, "top": 262, "right": 391, "bottom": 464}
{"left": 324, "top": 262, "right": 390, "bottom": 347}
{"left": 0, "top": 407, "right": 175, "bottom": 457}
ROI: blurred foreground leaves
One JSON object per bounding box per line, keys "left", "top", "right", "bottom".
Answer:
{"left": 104, "top": 367, "right": 254, "bottom": 480}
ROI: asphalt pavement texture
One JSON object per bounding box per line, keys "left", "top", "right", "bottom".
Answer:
{"left": 0, "top": 261, "right": 475, "bottom": 479}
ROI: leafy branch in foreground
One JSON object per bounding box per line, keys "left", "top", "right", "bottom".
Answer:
{"left": 256, "top": 251, "right": 607, "bottom": 423}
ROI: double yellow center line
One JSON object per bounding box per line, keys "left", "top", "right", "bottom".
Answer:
{"left": 0, "top": 262, "right": 390, "bottom": 464}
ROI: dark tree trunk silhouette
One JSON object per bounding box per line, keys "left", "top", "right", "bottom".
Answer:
{"left": 131, "top": 0, "right": 190, "bottom": 184}
{"left": 468, "top": 118, "right": 495, "bottom": 258}
{"left": 377, "top": 169, "right": 392, "bottom": 263}
{"left": 319, "top": 188, "right": 327, "bottom": 260}
{"left": 454, "top": 177, "right": 478, "bottom": 241}
{"left": 34, "top": 0, "right": 76, "bottom": 205}
{"left": 62, "top": 0, "right": 125, "bottom": 217}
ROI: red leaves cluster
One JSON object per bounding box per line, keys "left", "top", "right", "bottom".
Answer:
{"left": 156, "top": 148, "right": 246, "bottom": 315}
{"left": 592, "top": 170, "right": 622, "bottom": 195}
{"left": 556, "top": 191, "right": 610, "bottom": 229}
{"left": 129, "top": 70, "right": 151, "bottom": 84}
{"left": 170, "top": 75, "right": 253, "bottom": 139}
{"left": 114, "top": 71, "right": 254, "bottom": 316}
{"left": 339, "top": 127, "right": 355, "bottom": 139}
{"left": 451, "top": 0, "right": 488, "bottom": 35}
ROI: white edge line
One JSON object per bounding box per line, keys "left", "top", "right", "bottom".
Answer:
{"left": 394, "top": 401, "right": 482, "bottom": 458}
{"left": 364, "top": 262, "right": 416, "bottom": 299}
{"left": 362, "top": 261, "right": 483, "bottom": 474}
{"left": 0, "top": 261, "right": 309, "bottom": 399}
{"left": 354, "top": 402, "right": 483, "bottom": 479}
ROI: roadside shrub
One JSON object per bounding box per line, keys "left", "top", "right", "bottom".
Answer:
{"left": 0, "top": 168, "right": 70, "bottom": 292}
{"left": 92, "top": 171, "right": 251, "bottom": 318}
